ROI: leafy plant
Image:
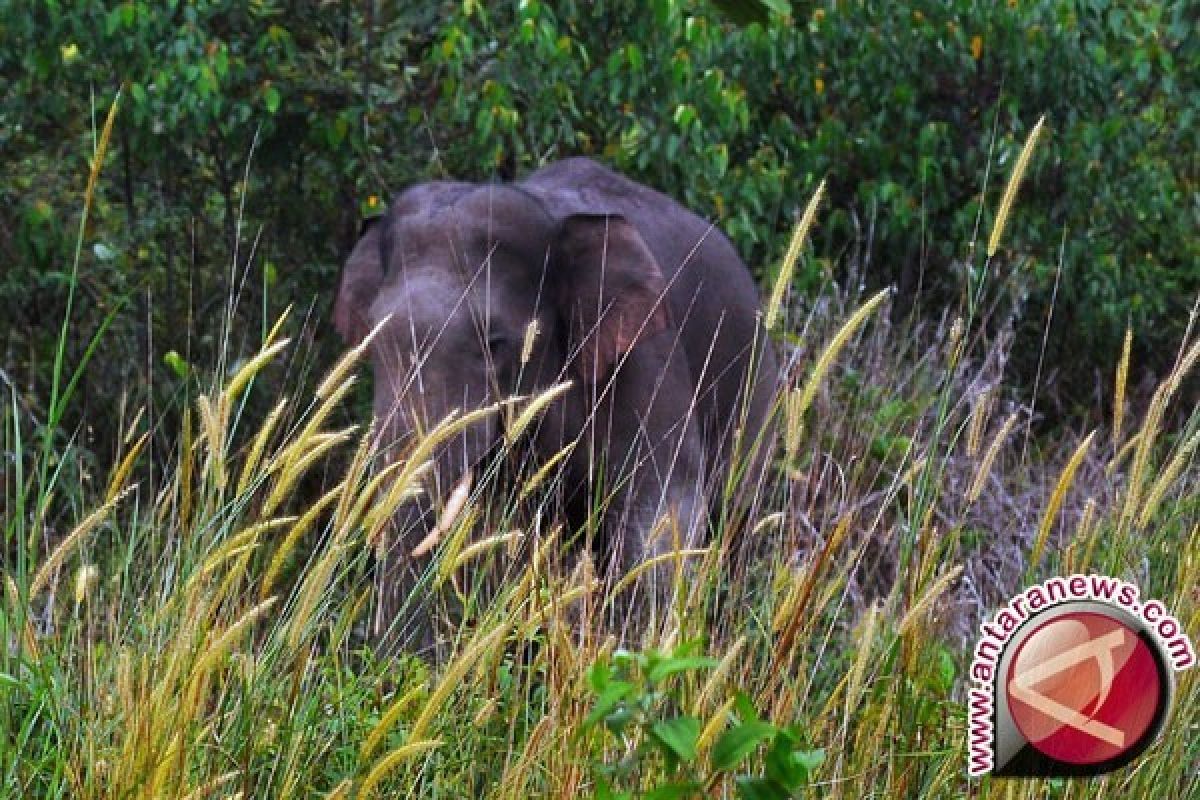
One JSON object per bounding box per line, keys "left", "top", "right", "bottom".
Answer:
{"left": 581, "top": 643, "right": 824, "bottom": 799}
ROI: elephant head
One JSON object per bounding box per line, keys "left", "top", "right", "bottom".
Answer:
{"left": 333, "top": 181, "right": 676, "bottom": 650}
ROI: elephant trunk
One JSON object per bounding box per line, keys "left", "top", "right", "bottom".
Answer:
{"left": 370, "top": 396, "right": 497, "bottom": 656}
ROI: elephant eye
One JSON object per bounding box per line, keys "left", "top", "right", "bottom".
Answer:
{"left": 486, "top": 333, "right": 510, "bottom": 358}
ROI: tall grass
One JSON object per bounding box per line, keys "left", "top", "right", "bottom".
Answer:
{"left": 2, "top": 118, "right": 1197, "bottom": 798}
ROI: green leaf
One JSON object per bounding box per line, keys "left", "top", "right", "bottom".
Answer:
{"left": 163, "top": 350, "right": 189, "bottom": 380}
{"left": 583, "top": 681, "right": 634, "bottom": 728}
{"left": 587, "top": 659, "right": 613, "bottom": 692}
{"left": 732, "top": 691, "right": 760, "bottom": 722}
{"left": 735, "top": 776, "right": 787, "bottom": 800}
{"left": 649, "top": 716, "right": 700, "bottom": 764}
{"left": 765, "top": 732, "right": 824, "bottom": 789}
{"left": 647, "top": 656, "right": 718, "bottom": 685}
{"left": 595, "top": 778, "right": 632, "bottom": 800}
{"left": 645, "top": 781, "right": 703, "bottom": 800}
{"left": 712, "top": 720, "right": 776, "bottom": 771}
{"left": 264, "top": 85, "right": 281, "bottom": 114}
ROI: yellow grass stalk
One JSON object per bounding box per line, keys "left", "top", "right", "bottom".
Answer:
{"left": 148, "top": 730, "right": 185, "bottom": 798}
{"left": 436, "top": 507, "right": 480, "bottom": 589}
{"left": 30, "top": 491, "right": 125, "bottom": 596}
{"left": 505, "top": 381, "right": 573, "bottom": 444}
{"left": 772, "top": 514, "right": 853, "bottom": 637}
{"left": 363, "top": 480, "right": 428, "bottom": 552}
{"left": 262, "top": 426, "right": 358, "bottom": 517}
{"left": 765, "top": 179, "right": 826, "bottom": 331}
{"left": 511, "top": 525, "right": 563, "bottom": 611}
{"left": 750, "top": 511, "right": 786, "bottom": 537}
{"left": 1030, "top": 431, "right": 1096, "bottom": 569}
{"left": 191, "top": 596, "right": 277, "bottom": 682}
{"left": 412, "top": 470, "right": 474, "bottom": 558}
{"left": 261, "top": 485, "right": 343, "bottom": 599}
{"left": 518, "top": 442, "right": 576, "bottom": 501}
{"left": 608, "top": 548, "right": 709, "bottom": 598}
{"left": 329, "top": 587, "right": 372, "bottom": 653}
{"left": 1108, "top": 430, "right": 1142, "bottom": 476}
{"left": 318, "top": 313, "right": 390, "bottom": 400}
{"left": 1137, "top": 427, "right": 1200, "bottom": 529}
{"left": 236, "top": 398, "right": 288, "bottom": 496}
{"left": 323, "top": 779, "right": 352, "bottom": 800}
{"left": 946, "top": 315, "right": 966, "bottom": 369}
{"left": 696, "top": 636, "right": 745, "bottom": 713}
{"left": 359, "top": 681, "right": 430, "bottom": 763}
{"left": 520, "top": 318, "right": 541, "bottom": 365}
{"left": 196, "top": 394, "right": 229, "bottom": 490}
{"left": 966, "top": 411, "right": 1019, "bottom": 504}
{"left": 1072, "top": 497, "right": 1100, "bottom": 573}
{"left": 1113, "top": 326, "right": 1133, "bottom": 445}
{"left": 1122, "top": 337, "right": 1200, "bottom": 529}
{"left": 261, "top": 305, "right": 292, "bottom": 347}
{"left": 988, "top": 115, "right": 1046, "bottom": 257}
{"left": 450, "top": 530, "right": 525, "bottom": 572}
{"left": 898, "top": 565, "right": 962, "bottom": 635}
{"left": 344, "top": 459, "right": 404, "bottom": 533}
{"left": 965, "top": 388, "right": 994, "bottom": 458}
{"left": 72, "top": 564, "right": 98, "bottom": 607}
{"left": 105, "top": 431, "right": 148, "bottom": 503}
{"left": 329, "top": 423, "right": 379, "bottom": 537}
{"left": 523, "top": 580, "right": 599, "bottom": 633}
{"left": 185, "top": 521, "right": 279, "bottom": 609}
{"left": 472, "top": 697, "right": 498, "bottom": 726}
{"left": 84, "top": 90, "right": 121, "bottom": 213}
{"left": 286, "top": 541, "right": 351, "bottom": 652}
{"left": 784, "top": 288, "right": 890, "bottom": 456}
{"left": 225, "top": 338, "right": 291, "bottom": 402}
{"left": 922, "top": 756, "right": 961, "bottom": 800}
{"left": 842, "top": 603, "right": 881, "bottom": 720}
{"left": 409, "top": 624, "right": 510, "bottom": 740}
{"left": 358, "top": 740, "right": 443, "bottom": 799}
{"left": 277, "top": 375, "right": 359, "bottom": 473}
{"left": 696, "top": 695, "right": 737, "bottom": 755}
{"left": 897, "top": 456, "right": 928, "bottom": 492}
{"left": 202, "top": 517, "right": 294, "bottom": 573}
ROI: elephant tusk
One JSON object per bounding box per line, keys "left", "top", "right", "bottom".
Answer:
{"left": 411, "top": 470, "right": 474, "bottom": 558}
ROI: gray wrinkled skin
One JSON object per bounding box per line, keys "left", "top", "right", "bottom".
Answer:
{"left": 333, "top": 158, "right": 777, "bottom": 655}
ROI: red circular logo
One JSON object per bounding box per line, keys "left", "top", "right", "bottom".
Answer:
{"left": 1006, "top": 612, "right": 1162, "bottom": 765}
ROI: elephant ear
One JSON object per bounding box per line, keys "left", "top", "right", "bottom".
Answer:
{"left": 554, "top": 213, "right": 672, "bottom": 383}
{"left": 333, "top": 217, "right": 385, "bottom": 346}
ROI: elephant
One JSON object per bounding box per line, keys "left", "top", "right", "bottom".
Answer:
{"left": 333, "top": 157, "right": 777, "bottom": 653}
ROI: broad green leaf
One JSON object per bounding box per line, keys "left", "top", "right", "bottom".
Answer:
{"left": 649, "top": 716, "right": 700, "bottom": 764}
{"left": 583, "top": 680, "right": 633, "bottom": 728}
{"left": 712, "top": 720, "right": 776, "bottom": 771}
{"left": 647, "top": 656, "right": 718, "bottom": 685}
